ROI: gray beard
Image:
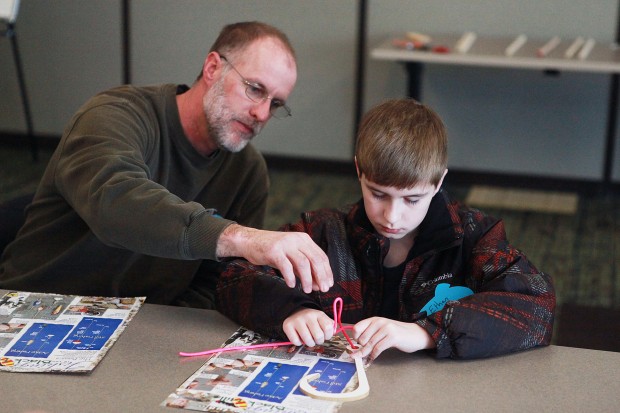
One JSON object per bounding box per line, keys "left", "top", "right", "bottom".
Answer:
{"left": 202, "top": 79, "right": 261, "bottom": 153}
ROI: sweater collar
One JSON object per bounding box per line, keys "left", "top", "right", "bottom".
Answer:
{"left": 168, "top": 84, "right": 223, "bottom": 165}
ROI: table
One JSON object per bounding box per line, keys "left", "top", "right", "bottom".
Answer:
{"left": 371, "top": 34, "right": 620, "bottom": 186}
{"left": 1, "top": 303, "right": 619, "bottom": 412}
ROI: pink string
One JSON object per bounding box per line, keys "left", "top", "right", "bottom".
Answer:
{"left": 332, "top": 297, "right": 357, "bottom": 349}
{"left": 179, "top": 297, "right": 356, "bottom": 357}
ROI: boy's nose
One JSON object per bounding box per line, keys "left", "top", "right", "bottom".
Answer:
{"left": 383, "top": 202, "right": 401, "bottom": 224}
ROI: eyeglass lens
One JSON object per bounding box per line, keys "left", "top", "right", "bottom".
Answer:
{"left": 220, "top": 54, "right": 291, "bottom": 119}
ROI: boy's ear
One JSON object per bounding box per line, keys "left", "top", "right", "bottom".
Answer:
{"left": 434, "top": 169, "right": 448, "bottom": 194}
{"left": 354, "top": 156, "right": 361, "bottom": 179}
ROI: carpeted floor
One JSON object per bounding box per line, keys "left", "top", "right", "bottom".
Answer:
{"left": 1, "top": 142, "right": 619, "bottom": 352}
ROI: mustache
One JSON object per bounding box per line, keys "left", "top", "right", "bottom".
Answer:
{"left": 239, "top": 118, "right": 263, "bottom": 136}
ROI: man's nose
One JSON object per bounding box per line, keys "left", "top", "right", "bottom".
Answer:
{"left": 250, "top": 99, "right": 272, "bottom": 122}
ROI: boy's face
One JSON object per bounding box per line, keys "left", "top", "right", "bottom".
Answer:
{"left": 359, "top": 172, "right": 446, "bottom": 241}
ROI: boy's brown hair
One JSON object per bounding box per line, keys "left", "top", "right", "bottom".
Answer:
{"left": 355, "top": 99, "right": 447, "bottom": 188}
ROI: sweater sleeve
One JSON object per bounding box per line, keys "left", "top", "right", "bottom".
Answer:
{"left": 416, "top": 219, "right": 556, "bottom": 359}
{"left": 52, "top": 97, "right": 233, "bottom": 261}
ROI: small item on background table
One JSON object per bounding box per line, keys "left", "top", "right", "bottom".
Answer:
{"left": 406, "top": 31, "right": 432, "bottom": 46}
{"left": 536, "top": 36, "right": 561, "bottom": 57}
{"left": 577, "top": 38, "right": 595, "bottom": 60}
{"left": 505, "top": 34, "right": 527, "bottom": 57}
{"left": 393, "top": 31, "right": 449, "bottom": 53}
{"left": 432, "top": 45, "right": 450, "bottom": 53}
{"left": 454, "top": 31, "right": 477, "bottom": 54}
{"left": 564, "top": 36, "right": 585, "bottom": 59}
{"left": 392, "top": 37, "right": 428, "bottom": 50}
{"left": 391, "top": 31, "right": 432, "bottom": 51}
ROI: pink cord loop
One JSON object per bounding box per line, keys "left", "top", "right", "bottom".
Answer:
{"left": 179, "top": 297, "right": 357, "bottom": 357}
{"left": 332, "top": 297, "right": 357, "bottom": 349}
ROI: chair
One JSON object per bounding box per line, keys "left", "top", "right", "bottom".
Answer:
{"left": 1, "top": 0, "right": 38, "bottom": 161}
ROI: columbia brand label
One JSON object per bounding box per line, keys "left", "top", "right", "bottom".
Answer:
{"left": 420, "top": 273, "right": 453, "bottom": 288}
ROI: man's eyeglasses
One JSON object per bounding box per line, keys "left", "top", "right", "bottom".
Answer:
{"left": 220, "top": 55, "right": 292, "bottom": 119}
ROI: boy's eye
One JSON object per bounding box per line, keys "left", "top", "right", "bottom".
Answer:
{"left": 406, "top": 198, "right": 419, "bottom": 205}
{"left": 371, "top": 192, "right": 385, "bottom": 200}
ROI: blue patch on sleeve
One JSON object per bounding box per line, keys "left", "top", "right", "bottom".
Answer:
{"left": 420, "top": 283, "right": 474, "bottom": 315}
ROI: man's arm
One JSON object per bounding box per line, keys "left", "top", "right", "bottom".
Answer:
{"left": 216, "top": 224, "right": 334, "bottom": 293}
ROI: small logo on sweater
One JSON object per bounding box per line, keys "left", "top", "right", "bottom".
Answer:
{"left": 420, "top": 273, "right": 453, "bottom": 288}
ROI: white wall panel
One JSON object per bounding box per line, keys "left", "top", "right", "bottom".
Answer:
{"left": 1, "top": 0, "right": 618, "bottom": 180}
{"left": 131, "top": 0, "right": 358, "bottom": 161}
{"left": 0, "top": 0, "right": 122, "bottom": 135}
{"left": 365, "top": 0, "right": 618, "bottom": 180}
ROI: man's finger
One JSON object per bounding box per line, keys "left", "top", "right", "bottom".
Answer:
{"left": 288, "top": 251, "right": 313, "bottom": 293}
{"left": 276, "top": 259, "right": 297, "bottom": 289}
{"left": 302, "top": 250, "right": 333, "bottom": 292}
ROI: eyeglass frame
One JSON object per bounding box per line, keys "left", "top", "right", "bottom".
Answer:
{"left": 219, "top": 54, "right": 292, "bottom": 119}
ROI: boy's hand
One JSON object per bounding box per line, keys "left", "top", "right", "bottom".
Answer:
{"left": 283, "top": 308, "right": 334, "bottom": 347}
{"left": 349, "top": 317, "right": 435, "bottom": 360}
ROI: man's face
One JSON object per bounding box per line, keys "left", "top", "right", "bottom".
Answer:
{"left": 203, "top": 38, "right": 297, "bottom": 153}
{"left": 360, "top": 175, "right": 442, "bottom": 241}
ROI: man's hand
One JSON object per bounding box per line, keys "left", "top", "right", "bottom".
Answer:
{"left": 283, "top": 308, "right": 334, "bottom": 347}
{"left": 216, "top": 224, "right": 334, "bottom": 293}
{"left": 349, "top": 317, "right": 435, "bottom": 360}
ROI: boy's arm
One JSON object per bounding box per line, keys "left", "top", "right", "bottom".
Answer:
{"left": 417, "top": 219, "right": 556, "bottom": 359}
{"left": 216, "top": 208, "right": 349, "bottom": 340}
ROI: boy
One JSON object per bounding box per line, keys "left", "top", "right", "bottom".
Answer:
{"left": 216, "top": 99, "right": 555, "bottom": 360}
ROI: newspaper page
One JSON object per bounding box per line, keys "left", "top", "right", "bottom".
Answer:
{"left": 0, "top": 290, "right": 144, "bottom": 373}
{"left": 163, "top": 327, "right": 366, "bottom": 413}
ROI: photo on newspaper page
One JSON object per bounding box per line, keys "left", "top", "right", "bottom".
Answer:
{"left": 0, "top": 290, "right": 144, "bottom": 373}
{"left": 163, "top": 327, "right": 367, "bottom": 413}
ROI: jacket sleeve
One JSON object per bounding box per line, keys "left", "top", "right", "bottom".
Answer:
{"left": 216, "top": 260, "right": 321, "bottom": 338}
{"left": 417, "top": 218, "right": 556, "bottom": 359}
{"left": 215, "top": 218, "right": 322, "bottom": 338}
{"left": 216, "top": 209, "right": 356, "bottom": 338}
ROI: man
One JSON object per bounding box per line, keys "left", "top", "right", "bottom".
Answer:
{"left": 0, "top": 22, "right": 333, "bottom": 306}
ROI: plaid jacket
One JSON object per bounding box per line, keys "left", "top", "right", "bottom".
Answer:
{"left": 216, "top": 189, "right": 555, "bottom": 359}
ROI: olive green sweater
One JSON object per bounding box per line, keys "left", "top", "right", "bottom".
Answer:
{"left": 0, "top": 84, "right": 269, "bottom": 304}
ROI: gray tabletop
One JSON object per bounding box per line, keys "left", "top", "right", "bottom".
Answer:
{"left": 1, "top": 303, "right": 619, "bottom": 413}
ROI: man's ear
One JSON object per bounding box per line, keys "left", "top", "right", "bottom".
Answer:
{"left": 201, "top": 52, "right": 223, "bottom": 84}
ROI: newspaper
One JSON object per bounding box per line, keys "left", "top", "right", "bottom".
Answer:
{"left": 0, "top": 290, "right": 144, "bottom": 373}
{"left": 163, "top": 327, "right": 366, "bottom": 412}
